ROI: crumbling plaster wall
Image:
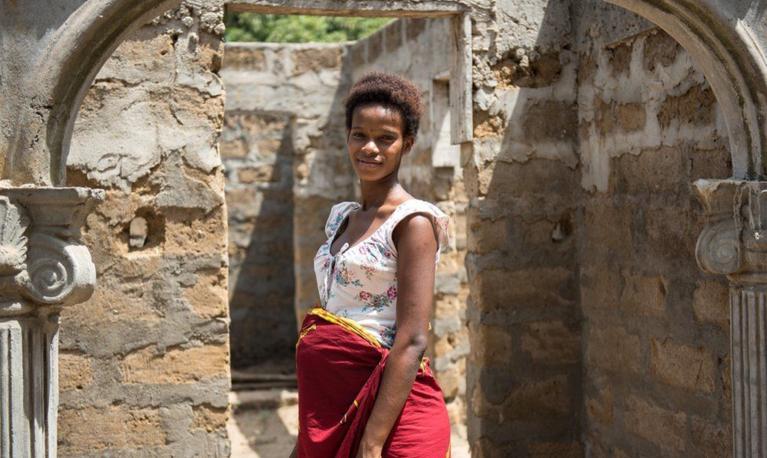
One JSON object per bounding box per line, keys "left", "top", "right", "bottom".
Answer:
{"left": 221, "top": 42, "right": 350, "bottom": 368}
{"left": 348, "top": 17, "right": 471, "bottom": 437}
{"left": 465, "top": 0, "right": 733, "bottom": 456}
{"left": 576, "top": 3, "right": 732, "bottom": 456}
{"left": 222, "top": 42, "right": 355, "bottom": 330}
{"left": 61, "top": 2, "right": 230, "bottom": 456}
{"left": 466, "top": 0, "right": 584, "bottom": 455}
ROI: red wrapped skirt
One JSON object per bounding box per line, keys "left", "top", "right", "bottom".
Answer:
{"left": 295, "top": 308, "right": 451, "bottom": 457}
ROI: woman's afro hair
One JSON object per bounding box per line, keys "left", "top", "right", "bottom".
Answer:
{"left": 345, "top": 72, "right": 424, "bottom": 139}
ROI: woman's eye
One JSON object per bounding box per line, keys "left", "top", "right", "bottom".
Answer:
{"left": 352, "top": 133, "right": 365, "bottom": 139}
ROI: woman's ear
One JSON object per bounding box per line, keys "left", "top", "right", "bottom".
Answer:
{"left": 402, "top": 136, "right": 414, "bottom": 154}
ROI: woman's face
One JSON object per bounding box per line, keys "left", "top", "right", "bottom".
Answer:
{"left": 347, "top": 104, "right": 413, "bottom": 182}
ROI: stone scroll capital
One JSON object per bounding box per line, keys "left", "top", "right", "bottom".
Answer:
{"left": 694, "top": 179, "right": 767, "bottom": 281}
{"left": 0, "top": 187, "right": 103, "bottom": 314}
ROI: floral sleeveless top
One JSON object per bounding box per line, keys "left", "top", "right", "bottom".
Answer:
{"left": 313, "top": 199, "right": 449, "bottom": 348}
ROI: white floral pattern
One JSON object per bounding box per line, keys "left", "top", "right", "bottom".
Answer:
{"left": 313, "top": 199, "right": 449, "bottom": 348}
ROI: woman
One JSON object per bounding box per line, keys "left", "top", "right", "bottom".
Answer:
{"left": 292, "top": 72, "right": 452, "bottom": 458}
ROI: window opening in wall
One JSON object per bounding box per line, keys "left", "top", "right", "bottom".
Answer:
{"left": 224, "top": 13, "right": 394, "bottom": 43}
{"left": 222, "top": 11, "right": 469, "bottom": 457}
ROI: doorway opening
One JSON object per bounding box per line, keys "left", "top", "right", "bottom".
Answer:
{"left": 221, "top": 8, "right": 471, "bottom": 457}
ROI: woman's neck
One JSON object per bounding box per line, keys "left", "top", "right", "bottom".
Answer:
{"left": 359, "top": 175, "right": 405, "bottom": 210}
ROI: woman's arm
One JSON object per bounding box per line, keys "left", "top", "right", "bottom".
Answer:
{"left": 356, "top": 214, "right": 438, "bottom": 458}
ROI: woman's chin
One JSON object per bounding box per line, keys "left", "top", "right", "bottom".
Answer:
{"left": 354, "top": 165, "right": 387, "bottom": 181}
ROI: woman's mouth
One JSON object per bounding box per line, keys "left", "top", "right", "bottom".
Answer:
{"left": 356, "top": 158, "right": 382, "bottom": 168}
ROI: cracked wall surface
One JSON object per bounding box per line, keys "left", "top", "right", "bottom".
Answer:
{"left": 466, "top": 1, "right": 583, "bottom": 455}
{"left": 576, "top": 3, "right": 731, "bottom": 456}
{"left": 466, "top": 0, "right": 733, "bottom": 455}
{"left": 61, "top": 2, "right": 230, "bottom": 456}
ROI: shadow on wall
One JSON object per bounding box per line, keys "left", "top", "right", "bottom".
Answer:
{"left": 467, "top": 1, "right": 583, "bottom": 454}
{"left": 468, "top": 0, "right": 733, "bottom": 456}
{"left": 224, "top": 110, "right": 298, "bottom": 370}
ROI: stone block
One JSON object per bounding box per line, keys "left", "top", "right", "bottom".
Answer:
{"left": 192, "top": 405, "right": 229, "bottom": 433}
{"left": 692, "top": 279, "right": 729, "bottom": 330}
{"left": 182, "top": 271, "right": 227, "bottom": 319}
{"left": 623, "top": 395, "right": 687, "bottom": 453}
{"left": 470, "top": 324, "right": 512, "bottom": 367}
{"left": 164, "top": 209, "right": 227, "bottom": 256}
{"left": 500, "top": 375, "right": 572, "bottom": 421}
{"left": 616, "top": 103, "right": 646, "bottom": 132}
{"left": 522, "top": 100, "right": 578, "bottom": 143}
{"left": 467, "top": 216, "right": 506, "bottom": 255}
{"left": 477, "top": 158, "right": 580, "bottom": 203}
{"left": 585, "top": 325, "right": 642, "bottom": 374}
{"left": 689, "top": 147, "right": 731, "bottom": 181}
{"left": 581, "top": 202, "right": 633, "bottom": 259}
{"left": 292, "top": 47, "right": 342, "bottom": 75}
{"left": 608, "top": 41, "right": 632, "bottom": 77}
{"left": 689, "top": 415, "right": 730, "bottom": 458}
{"left": 220, "top": 137, "right": 249, "bottom": 158}
{"left": 470, "top": 382, "right": 500, "bottom": 419}
{"left": 58, "top": 406, "right": 165, "bottom": 454}
{"left": 521, "top": 321, "right": 579, "bottom": 364}
{"left": 613, "top": 147, "right": 685, "bottom": 194}
{"left": 59, "top": 352, "right": 95, "bottom": 392}
{"left": 224, "top": 46, "right": 267, "bottom": 71}
{"left": 649, "top": 338, "right": 715, "bottom": 393}
{"left": 657, "top": 83, "right": 717, "bottom": 128}
{"left": 619, "top": 273, "right": 666, "bottom": 316}
{"left": 120, "top": 344, "right": 229, "bottom": 384}
{"left": 579, "top": 265, "right": 622, "bottom": 311}
{"left": 643, "top": 29, "right": 681, "bottom": 72}
{"left": 474, "top": 267, "right": 576, "bottom": 314}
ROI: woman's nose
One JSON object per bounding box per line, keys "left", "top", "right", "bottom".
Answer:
{"left": 361, "top": 140, "right": 378, "bottom": 154}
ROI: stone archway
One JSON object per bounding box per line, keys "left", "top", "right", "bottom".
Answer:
{"left": 3, "top": 0, "right": 767, "bottom": 456}
{"left": 600, "top": 2, "right": 767, "bottom": 455}
{"left": 605, "top": 0, "right": 767, "bottom": 179}
{"left": 2, "top": 0, "right": 182, "bottom": 186}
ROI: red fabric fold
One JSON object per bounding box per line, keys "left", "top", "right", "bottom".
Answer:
{"left": 296, "top": 312, "right": 450, "bottom": 458}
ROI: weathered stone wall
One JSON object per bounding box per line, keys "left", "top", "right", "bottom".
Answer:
{"left": 349, "top": 18, "right": 471, "bottom": 436}
{"left": 61, "top": 3, "right": 230, "bottom": 456}
{"left": 47, "top": 1, "right": 741, "bottom": 456}
{"left": 576, "top": 3, "right": 731, "bottom": 456}
{"left": 465, "top": 1, "right": 584, "bottom": 454}
{"left": 222, "top": 42, "right": 354, "bottom": 331}
{"left": 222, "top": 108, "right": 296, "bottom": 368}
{"left": 465, "top": 0, "right": 733, "bottom": 455}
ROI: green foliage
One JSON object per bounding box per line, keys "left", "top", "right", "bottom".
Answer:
{"left": 224, "top": 13, "right": 393, "bottom": 43}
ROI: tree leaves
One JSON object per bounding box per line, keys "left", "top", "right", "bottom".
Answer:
{"left": 224, "top": 13, "right": 393, "bottom": 43}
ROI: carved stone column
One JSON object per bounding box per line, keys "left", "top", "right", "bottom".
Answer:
{"left": 695, "top": 179, "right": 767, "bottom": 457}
{"left": 0, "top": 187, "right": 102, "bottom": 458}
